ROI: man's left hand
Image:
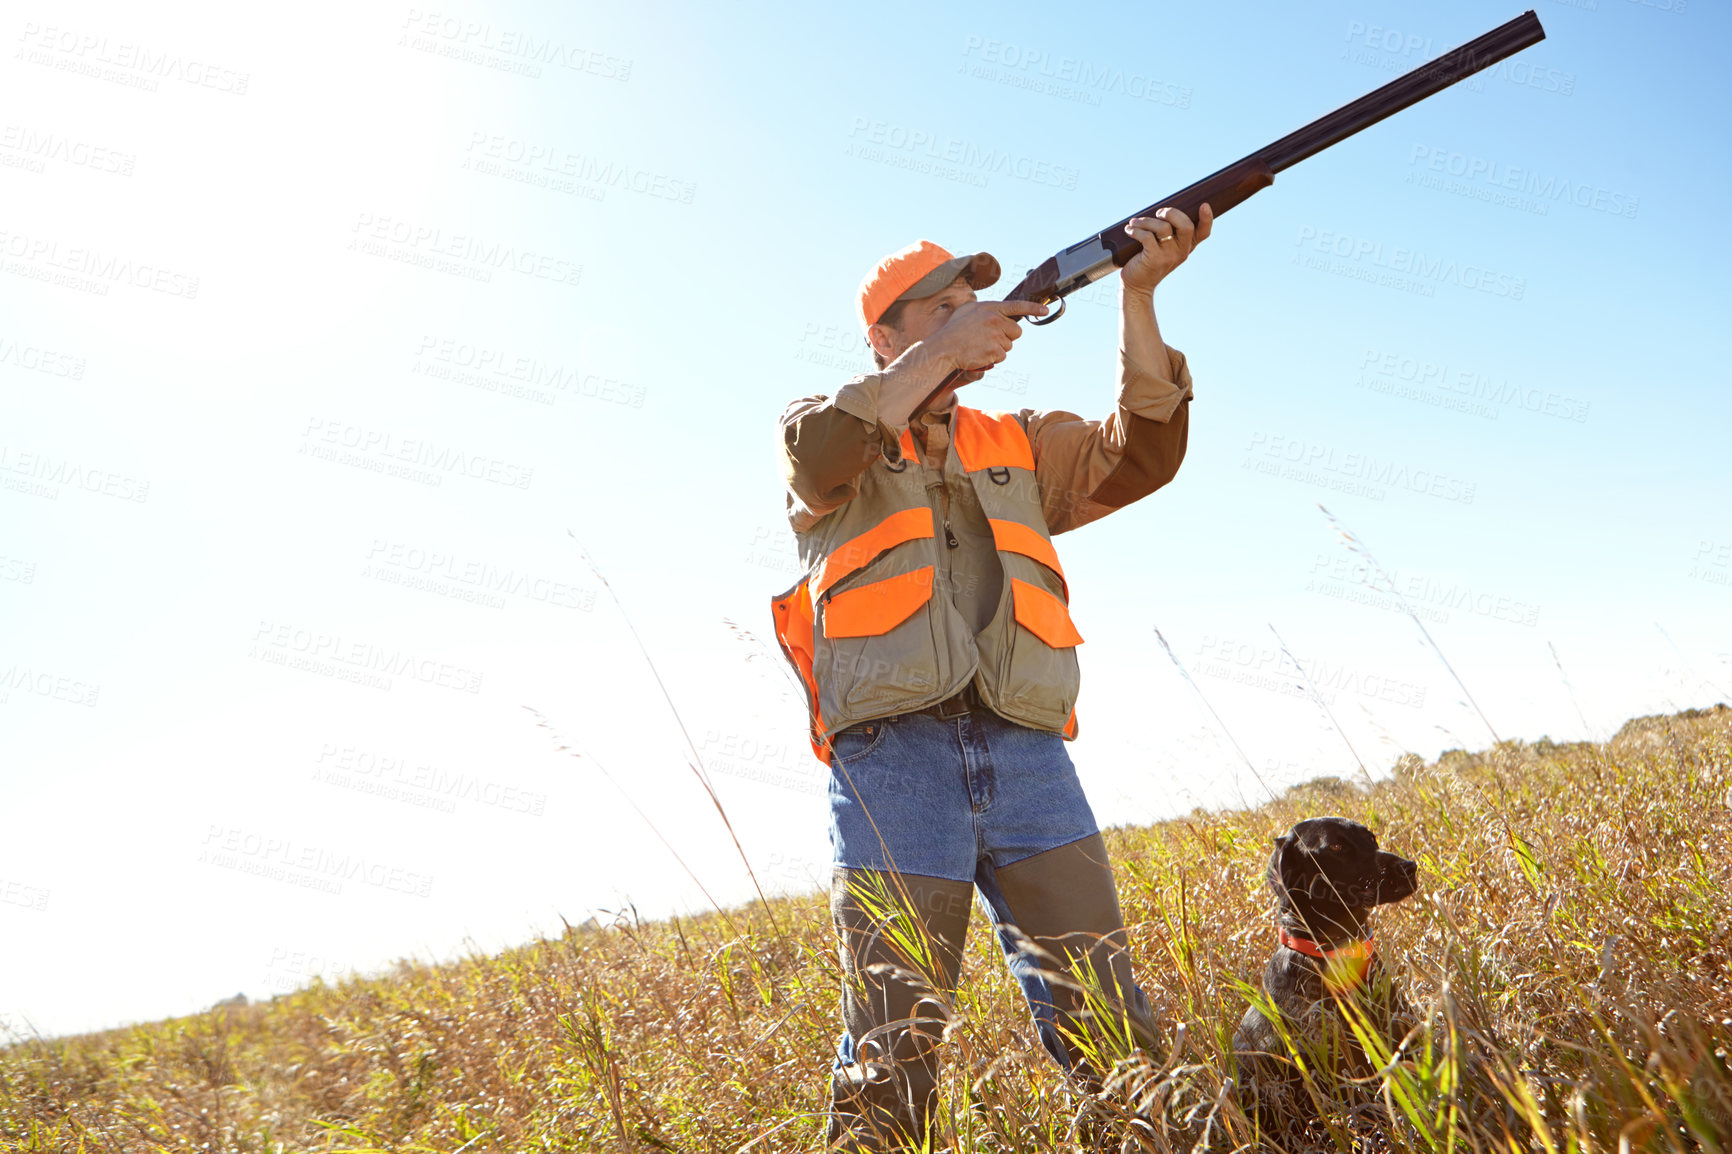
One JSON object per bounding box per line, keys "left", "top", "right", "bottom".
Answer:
{"left": 1121, "top": 202, "right": 1212, "bottom": 296}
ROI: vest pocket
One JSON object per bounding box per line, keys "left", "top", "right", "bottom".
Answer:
{"left": 815, "top": 565, "right": 945, "bottom": 719}
{"left": 1010, "top": 579, "right": 1084, "bottom": 648}
{"left": 976, "top": 555, "right": 1080, "bottom": 731}
{"left": 822, "top": 566, "right": 934, "bottom": 638}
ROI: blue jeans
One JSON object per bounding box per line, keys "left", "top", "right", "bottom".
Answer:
{"left": 826, "top": 706, "right": 1101, "bottom": 880}
{"left": 826, "top": 706, "right": 1148, "bottom": 1100}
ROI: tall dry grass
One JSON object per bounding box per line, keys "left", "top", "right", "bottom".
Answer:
{"left": 2, "top": 706, "right": 1727, "bottom": 1152}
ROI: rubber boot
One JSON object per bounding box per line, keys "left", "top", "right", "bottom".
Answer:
{"left": 984, "top": 833, "right": 1162, "bottom": 1078}
{"left": 825, "top": 867, "right": 973, "bottom": 1151}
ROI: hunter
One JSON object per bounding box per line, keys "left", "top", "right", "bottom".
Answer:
{"left": 772, "top": 203, "right": 1212, "bottom": 1150}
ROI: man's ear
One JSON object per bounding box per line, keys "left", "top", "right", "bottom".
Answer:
{"left": 865, "top": 321, "right": 901, "bottom": 366}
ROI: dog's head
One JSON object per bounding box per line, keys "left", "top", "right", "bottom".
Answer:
{"left": 1268, "top": 816, "right": 1418, "bottom": 941}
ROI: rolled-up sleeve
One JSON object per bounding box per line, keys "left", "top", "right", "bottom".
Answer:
{"left": 1021, "top": 346, "right": 1193, "bottom": 535}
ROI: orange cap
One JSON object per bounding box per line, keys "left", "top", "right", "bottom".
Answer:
{"left": 857, "top": 241, "right": 1001, "bottom": 333}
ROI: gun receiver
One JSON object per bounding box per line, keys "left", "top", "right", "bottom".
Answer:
{"left": 916, "top": 10, "right": 1546, "bottom": 414}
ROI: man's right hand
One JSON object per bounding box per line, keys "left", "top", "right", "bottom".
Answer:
{"left": 921, "top": 300, "right": 1050, "bottom": 375}
{"left": 876, "top": 299, "right": 1049, "bottom": 427}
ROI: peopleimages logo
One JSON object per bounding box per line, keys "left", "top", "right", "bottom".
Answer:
{"left": 363, "top": 539, "right": 593, "bottom": 610}
{"left": 1407, "top": 146, "right": 1639, "bottom": 219}
{"left": 0, "top": 125, "right": 135, "bottom": 176}
{"left": 846, "top": 118, "right": 1079, "bottom": 190}
{"left": 15, "top": 21, "right": 251, "bottom": 94}
{"left": 0, "top": 876, "right": 50, "bottom": 911}
{"left": 0, "top": 665, "right": 101, "bottom": 706}
{"left": 0, "top": 228, "right": 199, "bottom": 298}
{"left": 0, "top": 445, "right": 149, "bottom": 502}
{"left": 1244, "top": 431, "right": 1477, "bottom": 505}
{"left": 0, "top": 333, "right": 86, "bottom": 379}
{"left": 412, "top": 336, "right": 645, "bottom": 409}
{"left": 313, "top": 743, "right": 549, "bottom": 816}
{"left": 399, "top": 9, "right": 631, "bottom": 80}
{"left": 1357, "top": 349, "right": 1590, "bottom": 424}
{"left": 1192, "top": 633, "right": 1428, "bottom": 709}
{"left": 1690, "top": 540, "right": 1731, "bottom": 589}
{"left": 462, "top": 133, "right": 694, "bottom": 204}
{"left": 250, "top": 620, "right": 484, "bottom": 694}
{"left": 348, "top": 213, "right": 582, "bottom": 288}
{"left": 958, "top": 36, "right": 1192, "bottom": 109}
{"left": 301, "top": 417, "right": 534, "bottom": 490}
{"left": 1308, "top": 554, "right": 1541, "bottom": 628}
{"left": 1340, "top": 21, "right": 1575, "bottom": 97}
{"left": 200, "top": 825, "right": 434, "bottom": 898}
{"left": 1294, "top": 226, "right": 1526, "bottom": 300}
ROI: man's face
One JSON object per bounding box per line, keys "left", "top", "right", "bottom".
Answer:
{"left": 869, "top": 275, "right": 976, "bottom": 366}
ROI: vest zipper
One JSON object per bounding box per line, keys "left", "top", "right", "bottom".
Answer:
{"left": 932, "top": 448, "right": 959, "bottom": 549}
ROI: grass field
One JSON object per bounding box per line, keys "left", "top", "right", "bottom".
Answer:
{"left": 3, "top": 705, "right": 1728, "bottom": 1153}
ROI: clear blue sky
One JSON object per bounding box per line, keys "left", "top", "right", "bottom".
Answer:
{"left": 2, "top": 0, "right": 1727, "bottom": 1037}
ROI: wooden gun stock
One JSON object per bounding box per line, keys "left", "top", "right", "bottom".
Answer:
{"left": 1099, "top": 158, "right": 1277, "bottom": 269}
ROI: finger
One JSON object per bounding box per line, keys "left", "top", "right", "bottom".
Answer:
{"left": 990, "top": 301, "right": 1051, "bottom": 320}
{"left": 1155, "top": 207, "right": 1194, "bottom": 235}
{"left": 1126, "top": 223, "right": 1170, "bottom": 253}
{"left": 1156, "top": 208, "right": 1194, "bottom": 253}
{"left": 1128, "top": 217, "right": 1175, "bottom": 245}
{"left": 1196, "top": 202, "right": 1214, "bottom": 244}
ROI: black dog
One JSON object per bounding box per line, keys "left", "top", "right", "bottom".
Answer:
{"left": 1234, "top": 816, "right": 1420, "bottom": 1132}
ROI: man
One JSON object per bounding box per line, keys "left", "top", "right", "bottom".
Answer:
{"left": 771, "top": 203, "right": 1212, "bottom": 1150}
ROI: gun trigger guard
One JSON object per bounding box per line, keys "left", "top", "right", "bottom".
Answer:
{"left": 1027, "top": 296, "right": 1065, "bottom": 326}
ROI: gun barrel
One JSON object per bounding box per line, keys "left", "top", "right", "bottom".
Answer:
{"left": 1260, "top": 9, "right": 1546, "bottom": 174}
{"left": 1006, "top": 11, "right": 1547, "bottom": 307}
{"left": 916, "top": 11, "right": 1547, "bottom": 416}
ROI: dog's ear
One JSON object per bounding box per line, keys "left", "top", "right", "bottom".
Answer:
{"left": 1271, "top": 832, "right": 1311, "bottom": 897}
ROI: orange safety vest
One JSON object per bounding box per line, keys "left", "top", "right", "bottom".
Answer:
{"left": 771, "top": 407, "right": 1082, "bottom": 764}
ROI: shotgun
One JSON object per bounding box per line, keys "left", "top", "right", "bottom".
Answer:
{"left": 916, "top": 10, "right": 1547, "bottom": 414}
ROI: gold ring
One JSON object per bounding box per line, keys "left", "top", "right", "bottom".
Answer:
{"left": 1158, "top": 233, "right": 1175, "bottom": 243}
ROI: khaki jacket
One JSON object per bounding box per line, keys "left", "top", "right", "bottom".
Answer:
{"left": 773, "top": 350, "right": 1192, "bottom": 758}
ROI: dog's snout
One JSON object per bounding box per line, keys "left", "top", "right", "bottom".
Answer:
{"left": 1375, "top": 852, "right": 1420, "bottom": 904}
